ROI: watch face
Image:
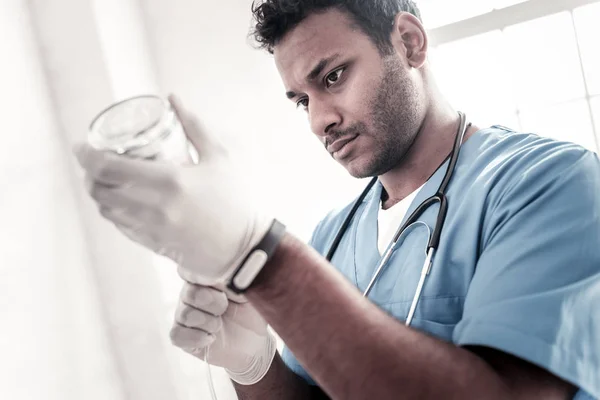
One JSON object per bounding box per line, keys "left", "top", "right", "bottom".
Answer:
{"left": 228, "top": 220, "right": 286, "bottom": 293}
{"left": 231, "top": 250, "right": 269, "bottom": 292}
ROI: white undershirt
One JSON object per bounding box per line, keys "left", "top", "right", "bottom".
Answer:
{"left": 377, "top": 185, "right": 424, "bottom": 255}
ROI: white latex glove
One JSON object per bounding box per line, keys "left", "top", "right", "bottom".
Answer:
{"left": 74, "top": 95, "right": 273, "bottom": 286}
{"left": 171, "top": 282, "right": 276, "bottom": 385}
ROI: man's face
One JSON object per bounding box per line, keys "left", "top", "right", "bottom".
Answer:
{"left": 274, "top": 8, "right": 424, "bottom": 178}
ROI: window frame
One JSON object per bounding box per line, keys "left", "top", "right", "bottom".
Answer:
{"left": 426, "top": 0, "right": 600, "bottom": 151}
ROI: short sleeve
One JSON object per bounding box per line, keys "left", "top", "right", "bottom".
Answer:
{"left": 453, "top": 145, "right": 600, "bottom": 398}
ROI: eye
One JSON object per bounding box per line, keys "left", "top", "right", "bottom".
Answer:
{"left": 325, "top": 67, "right": 345, "bottom": 88}
{"left": 296, "top": 98, "right": 309, "bottom": 111}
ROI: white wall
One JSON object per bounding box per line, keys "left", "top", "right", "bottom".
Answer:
{"left": 0, "top": 1, "right": 122, "bottom": 399}
{"left": 0, "top": 0, "right": 204, "bottom": 399}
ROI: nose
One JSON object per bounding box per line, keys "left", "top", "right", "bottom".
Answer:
{"left": 308, "top": 96, "right": 342, "bottom": 138}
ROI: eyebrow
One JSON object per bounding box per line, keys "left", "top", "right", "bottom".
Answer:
{"left": 285, "top": 53, "right": 341, "bottom": 100}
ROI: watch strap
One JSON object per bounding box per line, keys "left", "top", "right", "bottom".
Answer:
{"left": 227, "top": 219, "right": 286, "bottom": 293}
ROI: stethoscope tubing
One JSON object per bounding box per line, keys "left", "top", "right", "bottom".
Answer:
{"left": 325, "top": 112, "right": 469, "bottom": 326}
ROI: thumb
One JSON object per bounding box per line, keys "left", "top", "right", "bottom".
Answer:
{"left": 168, "top": 94, "right": 220, "bottom": 156}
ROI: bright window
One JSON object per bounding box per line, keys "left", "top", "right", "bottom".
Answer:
{"left": 504, "top": 12, "right": 585, "bottom": 108}
{"left": 419, "top": 0, "right": 528, "bottom": 28}
{"left": 419, "top": 0, "right": 494, "bottom": 29}
{"left": 425, "top": 0, "right": 600, "bottom": 151}
{"left": 591, "top": 96, "right": 600, "bottom": 134}
{"left": 429, "top": 30, "right": 518, "bottom": 129}
{"left": 519, "top": 99, "right": 596, "bottom": 150}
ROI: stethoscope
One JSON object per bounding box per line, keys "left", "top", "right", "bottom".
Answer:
{"left": 325, "top": 112, "right": 470, "bottom": 327}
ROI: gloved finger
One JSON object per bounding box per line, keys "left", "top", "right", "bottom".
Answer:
{"left": 97, "top": 206, "right": 162, "bottom": 248}
{"left": 177, "top": 265, "right": 219, "bottom": 287}
{"left": 168, "top": 95, "right": 225, "bottom": 158}
{"left": 73, "top": 142, "right": 173, "bottom": 186}
{"left": 105, "top": 218, "right": 153, "bottom": 245}
{"left": 98, "top": 204, "right": 140, "bottom": 227}
{"left": 175, "top": 302, "right": 223, "bottom": 333}
{"left": 90, "top": 178, "right": 177, "bottom": 235}
{"left": 170, "top": 322, "right": 215, "bottom": 349}
{"left": 222, "top": 301, "right": 270, "bottom": 335}
{"left": 168, "top": 95, "right": 204, "bottom": 152}
{"left": 180, "top": 283, "right": 229, "bottom": 316}
{"left": 211, "top": 282, "right": 248, "bottom": 304}
{"left": 88, "top": 179, "right": 166, "bottom": 209}
{"left": 84, "top": 174, "right": 95, "bottom": 193}
{"left": 89, "top": 181, "right": 137, "bottom": 209}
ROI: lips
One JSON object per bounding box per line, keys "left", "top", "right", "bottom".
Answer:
{"left": 327, "top": 134, "right": 359, "bottom": 154}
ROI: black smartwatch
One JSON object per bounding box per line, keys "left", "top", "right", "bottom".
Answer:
{"left": 227, "top": 219, "right": 286, "bottom": 293}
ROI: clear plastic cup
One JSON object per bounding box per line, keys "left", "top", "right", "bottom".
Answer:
{"left": 88, "top": 94, "right": 198, "bottom": 165}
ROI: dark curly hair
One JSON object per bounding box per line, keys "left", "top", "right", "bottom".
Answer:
{"left": 250, "top": 0, "right": 422, "bottom": 55}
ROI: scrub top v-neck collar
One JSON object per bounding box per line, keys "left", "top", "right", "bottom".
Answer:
{"left": 351, "top": 129, "right": 485, "bottom": 293}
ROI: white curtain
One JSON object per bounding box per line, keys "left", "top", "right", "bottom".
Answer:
{"left": 0, "top": 0, "right": 193, "bottom": 398}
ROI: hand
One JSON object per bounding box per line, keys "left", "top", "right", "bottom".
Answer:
{"left": 74, "top": 95, "right": 274, "bottom": 286}
{"left": 170, "top": 283, "right": 277, "bottom": 385}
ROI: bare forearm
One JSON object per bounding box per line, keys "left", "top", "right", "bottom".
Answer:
{"left": 247, "top": 234, "right": 511, "bottom": 400}
{"left": 233, "top": 352, "right": 327, "bottom": 400}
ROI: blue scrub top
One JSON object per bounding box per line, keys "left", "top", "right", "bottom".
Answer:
{"left": 282, "top": 126, "right": 600, "bottom": 399}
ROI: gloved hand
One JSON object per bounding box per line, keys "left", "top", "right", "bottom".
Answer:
{"left": 74, "top": 95, "right": 274, "bottom": 286}
{"left": 171, "top": 282, "right": 277, "bottom": 385}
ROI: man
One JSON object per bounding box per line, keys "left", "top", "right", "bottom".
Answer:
{"left": 75, "top": 0, "right": 599, "bottom": 399}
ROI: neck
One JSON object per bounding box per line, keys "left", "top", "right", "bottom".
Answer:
{"left": 379, "top": 97, "right": 477, "bottom": 210}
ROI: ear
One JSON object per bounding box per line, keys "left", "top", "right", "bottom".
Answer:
{"left": 390, "top": 12, "right": 428, "bottom": 69}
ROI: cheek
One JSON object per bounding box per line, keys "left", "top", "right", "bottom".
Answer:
{"left": 349, "top": 136, "right": 376, "bottom": 163}
{"left": 341, "top": 76, "right": 375, "bottom": 120}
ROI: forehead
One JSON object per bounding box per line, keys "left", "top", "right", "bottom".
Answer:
{"left": 273, "top": 9, "right": 377, "bottom": 87}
